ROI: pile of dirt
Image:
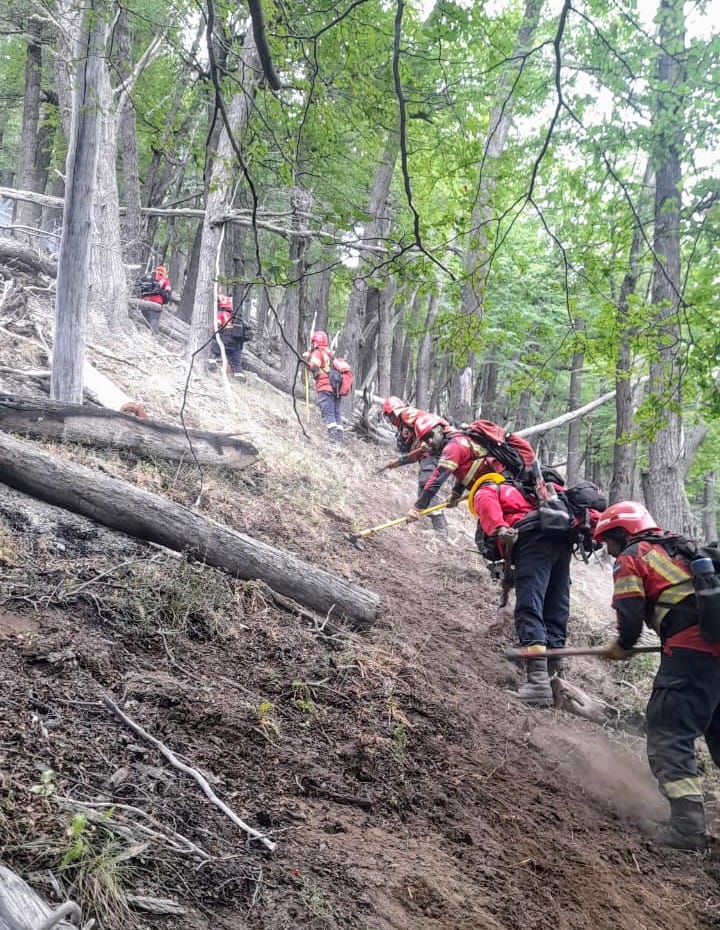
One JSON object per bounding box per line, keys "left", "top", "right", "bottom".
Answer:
{"left": 0, "top": 320, "right": 719, "bottom": 929}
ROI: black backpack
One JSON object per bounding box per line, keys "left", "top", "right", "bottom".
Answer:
{"left": 625, "top": 533, "right": 720, "bottom": 642}
{"left": 137, "top": 273, "right": 162, "bottom": 298}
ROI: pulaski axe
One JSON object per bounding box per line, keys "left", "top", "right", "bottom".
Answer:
{"left": 346, "top": 501, "right": 450, "bottom": 550}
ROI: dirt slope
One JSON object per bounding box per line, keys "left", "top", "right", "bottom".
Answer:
{"left": 1, "top": 329, "right": 719, "bottom": 929}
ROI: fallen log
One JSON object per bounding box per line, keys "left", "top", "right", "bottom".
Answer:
{"left": 0, "top": 862, "right": 80, "bottom": 930}
{"left": 0, "top": 431, "right": 379, "bottom": 627}
{"left": 0, "top": 396, "right": 258, "bottom": 469}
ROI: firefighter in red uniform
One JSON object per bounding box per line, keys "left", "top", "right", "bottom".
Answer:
{"left": 471, "top": 471, "right": 574, "bottom": 706}
{"left": 209, "top": 295, "right": 247, "bottom": 379}
{"left": 140, "top": 265, "right": 172, "bottom": 335}
{"left": 594, "top": 501, "right": 720, "bottom": 851}
{"left": 406, "top": 427, "right": 502, "bottom": 519}
{"left": 306, "top": 330, "right": 342, "bottom": 443}
{"left": 380, "top": 398, "right": 449, "bottom": 538}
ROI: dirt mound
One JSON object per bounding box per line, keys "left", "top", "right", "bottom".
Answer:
{"left": 1, "top": 328, "right": 719, "bottom": 929}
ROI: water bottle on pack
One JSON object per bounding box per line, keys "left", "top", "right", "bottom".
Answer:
{"left": 691, "top": 557, "right": 720, "bottom": 642}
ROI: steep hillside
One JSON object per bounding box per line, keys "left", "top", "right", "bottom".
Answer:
{"left": 1, "top": 325, "right": 719, "bottom": 930}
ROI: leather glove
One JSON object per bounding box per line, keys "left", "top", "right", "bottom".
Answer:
{"left": 496, "top": 526, "right": 519, "bottom": 543}
{"left": 445, "top": 493, "right": 461, "bottom": 509}
{"left": 406, "top": 507, "right": 422, "bottom": 523}
{"left": 602, "top": 639, "right": 633, "bottom": 661}
{"left": 380, "top": 458, "right": 401, "bottom": 471}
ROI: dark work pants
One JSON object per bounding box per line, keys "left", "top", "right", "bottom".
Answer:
{"left": 646, "top": 647, "right": 720, "bottom": 802}
{"left": 316, "top": 391, "right": 342, "bottom": 442}
{"left": 211, "top": 337, "right": 244, "bottom": 373}
{"left": 141, "top": 304, "right": 162, "bottom": 334}
{"left": 512, "top": 528, "right": 572, "bottom": 647}
{"left": 417, "top": 455, "right": 447, "bottom": 531}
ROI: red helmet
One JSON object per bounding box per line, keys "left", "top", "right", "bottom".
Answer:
{"left": 593, "top": 501, "right": 660, "bottom": 542}
{"left": 382, "top": 396, "right": 406, "bottom": 419}
{"left": 311, "top": 330, "right": 328, "bottom": 348}
{"left": 218, "top": 295, "right": 233, "bottom": 310}
{"left": 414, "top": 412, "right": 449, "bottom": 441}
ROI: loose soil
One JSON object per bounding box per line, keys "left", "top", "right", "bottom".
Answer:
{"left": 1, "top": 326, "right": 719, "bottom": 930}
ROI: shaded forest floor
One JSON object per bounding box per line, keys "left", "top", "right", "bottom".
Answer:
{"left": 1, "top": 319, "right": 720, "bottom": 929}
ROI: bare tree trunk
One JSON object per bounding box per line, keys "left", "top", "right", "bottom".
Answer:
{"left": 280, "top": 189, "right": 312, "bottom": 378}
{"left": 450, "top": 0, "right": 544, "bottom": 421}
{"left": 116, "top": 7, "right": 143, "bottom": 267}
{"left": 702, "top": 473, "right": 718, "bottom": 543}
{"left": 51, "top": 3, "right": 107, "bottom": 403}
{"left": 14, "top": 17, "right": 44, "bottom": 238}
{"left": 566, "top": 321, "right": 585, "bottom": 484}
{"left": 376, "top": 280, "right": 396, "bottom": 399}
{"left": 609, "top": 161, "right": 653, "bottom": 504}
{"left": 307, "top": 262, "right": 331, "bottom": 335}
{"left": 188, "top": 25, "right": 261, "bottom": 361}
{"left": 178, "top": 223, "right": 203, "bottom": 323}
{"left": 415, "top": 293, "right": 439, "bottom": 409}
{"left": 342, "top": 131, "right": 399, "bottom": 380}
{"left": 643, "top": 0, "right": 691, "bottom": 534}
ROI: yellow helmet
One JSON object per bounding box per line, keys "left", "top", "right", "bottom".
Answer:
{"left": 467, "top": 472, "right": 505, "bottom": 518}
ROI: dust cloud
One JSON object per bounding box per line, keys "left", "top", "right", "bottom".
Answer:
{"left": 530, "top": 725, "right": 667, "bottom": 826}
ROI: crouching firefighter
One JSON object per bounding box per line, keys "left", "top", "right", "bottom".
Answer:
{"left": 470, "top": 471, "right": 573, "bottom": 707}
{"left": 594, "top": 501, "right": 720, "bottom": 851}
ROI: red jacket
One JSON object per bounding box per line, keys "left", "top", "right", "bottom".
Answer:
{"left": 308, "top": 346, "right": 333, "bottom": 393}
{"left": 474, "top": 481, "right": 535, "bottom": 536}
{"left": 611, "top": 535, "right": 720, "bottom": 656}
{"left": 145, "top": 271, "right": 171, "bottom": 306}
{"left": 415, "top": 432, "right": 490, "bottom": 508}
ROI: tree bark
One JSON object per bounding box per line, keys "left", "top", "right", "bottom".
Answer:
{"left": 643, "top": 0, "right": 691, "bottom": 534}
{"left": 0, "top": 862, "right": 80, "bottom": 930}
{"left": 116, "top": 7, "right": 143, "bottom": 267}
{"left": 342, "top": 131, "right": 399, "bottom": 383}
{"left": 51, "top": 2, "right": 107, "bottom": 403}
{"left": 0, "top": 431, "right": 379, "bottom": 627}
{"left": 565, "top": 320, "right": 585, "bottom": 485}
{"left": 279, "top": 188, "right": 312, "bottom": 378}
{"left": 702, "top": 472, "right": 718, "bottom": 544}
{"left": 0, "top": 398, "right": 258, "bottom": 469}
{"left": 609, "top": 160, "right": 653, "bottom": 504}
{"left": 415, "top": 293, "right": 439, "bottom": 409}
{"left": 13, "top": 16, "right": 44, "bottom": 239}
{"left": 449, "top": 0, "right": 544, "bottom": 421}
{"left": 188, "top": 25, "right": 261, "bottom": 360}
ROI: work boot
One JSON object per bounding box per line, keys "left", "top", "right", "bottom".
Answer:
{"left": 517, "top": 656, "right": 554, "bottom": 707}
{"left": 547, "top": 656, "right": 564, "bottom": 680}
{"left": 657, "top": 798, "right": 708, "bottom": 851}
{"left": 433, "top": 527, "right": 449, "bottom": 541}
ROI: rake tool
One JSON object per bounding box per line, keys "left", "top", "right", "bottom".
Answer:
{"left": 346, "top": 501, "right": 450, "bottom": 550}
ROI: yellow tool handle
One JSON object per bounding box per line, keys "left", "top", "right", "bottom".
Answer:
{"left": 355, "top": 501, "right": 449, "bottom": 539}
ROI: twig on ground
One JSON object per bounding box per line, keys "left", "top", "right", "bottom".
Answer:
{"left": 101, "top": 693, "right": 277, "bottom": 851}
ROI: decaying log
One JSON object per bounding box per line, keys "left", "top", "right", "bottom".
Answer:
{"left": 128, "top": 300, "right": 189, "bottom": 342}
{"left": 0, "top": 863, "right": 80, "bottom": 930}
{"left": 0, "top": 431, "right": 379, "bottom": 626}
{"left": 0, "top": 239, "right": 57, "bottom": 278}
{"left": 0, "top": 396, "right": 258, "bottom": 469}
{"left": 551, "top": 676, "right": 614, "bottom": 724}
{"left": 83, "top": 359, "right": 132, "bottom": 410}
